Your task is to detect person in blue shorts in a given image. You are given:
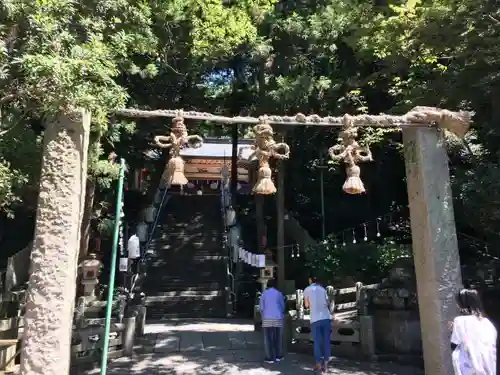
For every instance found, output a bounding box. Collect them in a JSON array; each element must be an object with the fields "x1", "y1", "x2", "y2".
[{"x1": 304, "y1": 276, "x2": 333, "y2": 374}]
